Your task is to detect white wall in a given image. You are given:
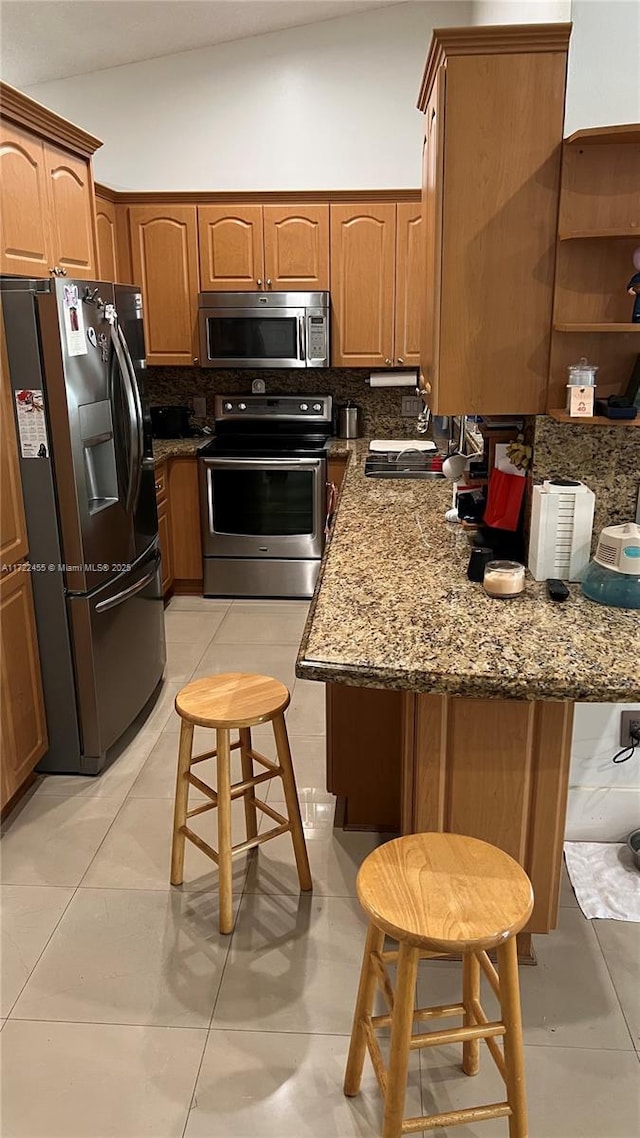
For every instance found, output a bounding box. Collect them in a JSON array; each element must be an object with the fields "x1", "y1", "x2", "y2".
[
  {"x1": 472, "y1": 0, "x2": 571, "y2": 22},
  {"x1": 564, "y1": 0, "x2": 640, "y2": 134},
  {"x1": 26, "y1": 2, "x2": 471, "y2": 191},
  {"x1": 566, "y1": 704, "x2": 640, "y2": 841}
]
